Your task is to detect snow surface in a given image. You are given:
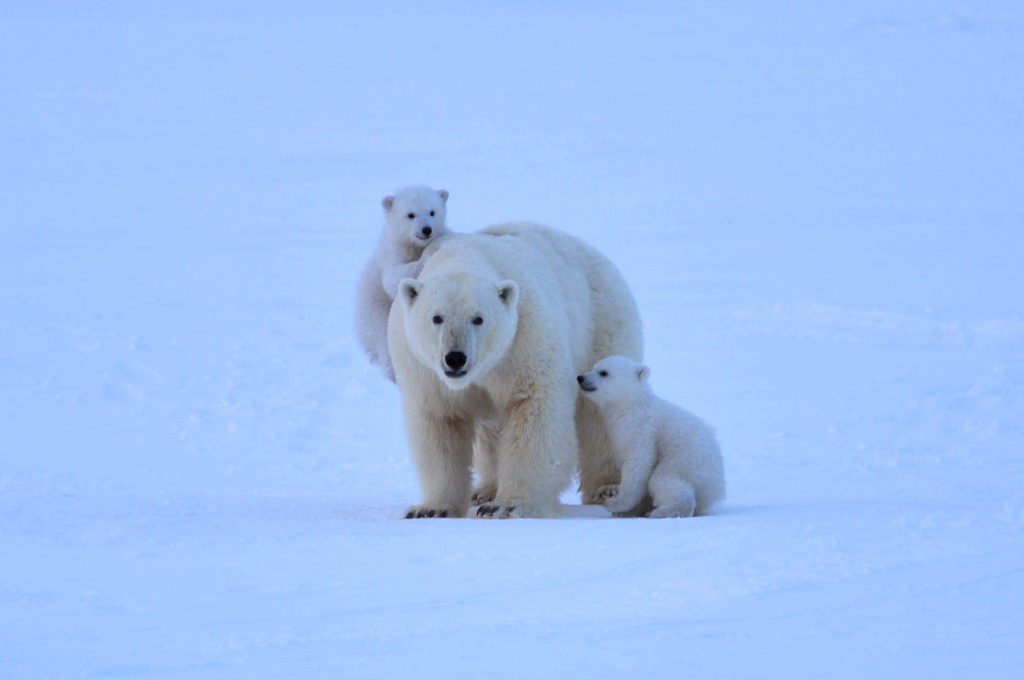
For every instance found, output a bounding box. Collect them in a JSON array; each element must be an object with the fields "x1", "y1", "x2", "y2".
[{"x1": 2, "y1": 2, "x2": 1023, "y2": 678}]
